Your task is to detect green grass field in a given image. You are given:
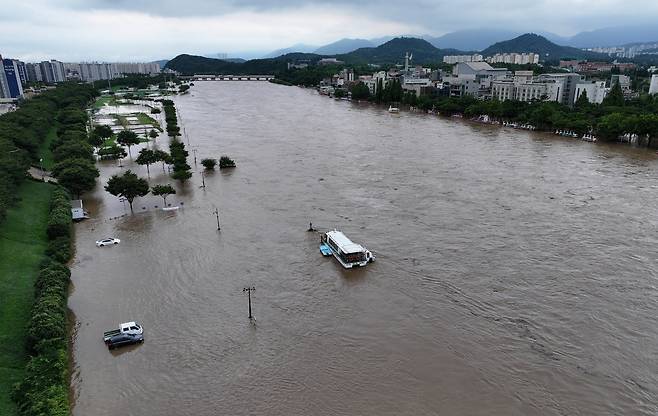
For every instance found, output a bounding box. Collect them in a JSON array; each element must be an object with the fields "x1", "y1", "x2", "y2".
[
  {"x1": 0, "y1": 181, "x2": 54, "y2": 415},
  {"x1": 37, "y1": 126, "x2": 57, "y2": 171},
  {"x1": 135, "y1": 112, "x2": 162, "y2": 131},
  {"x1": 93, "y1": 95, "x2": 117, "y2": 109}
]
